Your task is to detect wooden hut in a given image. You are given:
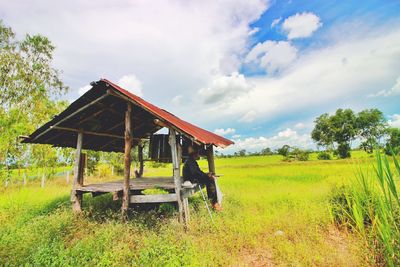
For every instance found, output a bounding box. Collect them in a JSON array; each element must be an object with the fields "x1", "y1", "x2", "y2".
[{"x1": 21, "y1": 79, "x2": 234, "y2": 223}]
